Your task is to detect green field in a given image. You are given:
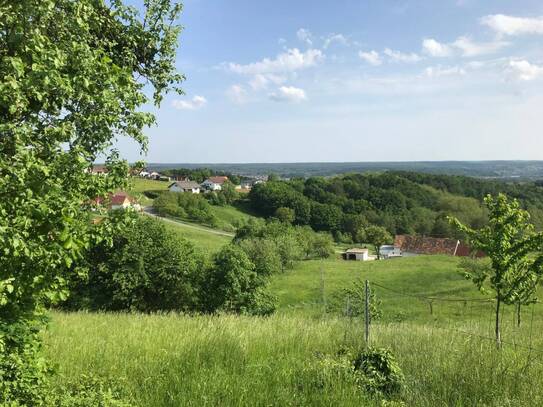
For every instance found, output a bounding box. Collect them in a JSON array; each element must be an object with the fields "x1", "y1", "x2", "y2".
[
  {"x1": 161, "y1": 218, "x2": 232, "y2": 253},
  {"x1": 45, "y1": 253, "x2": 543, "y2": 406}
]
